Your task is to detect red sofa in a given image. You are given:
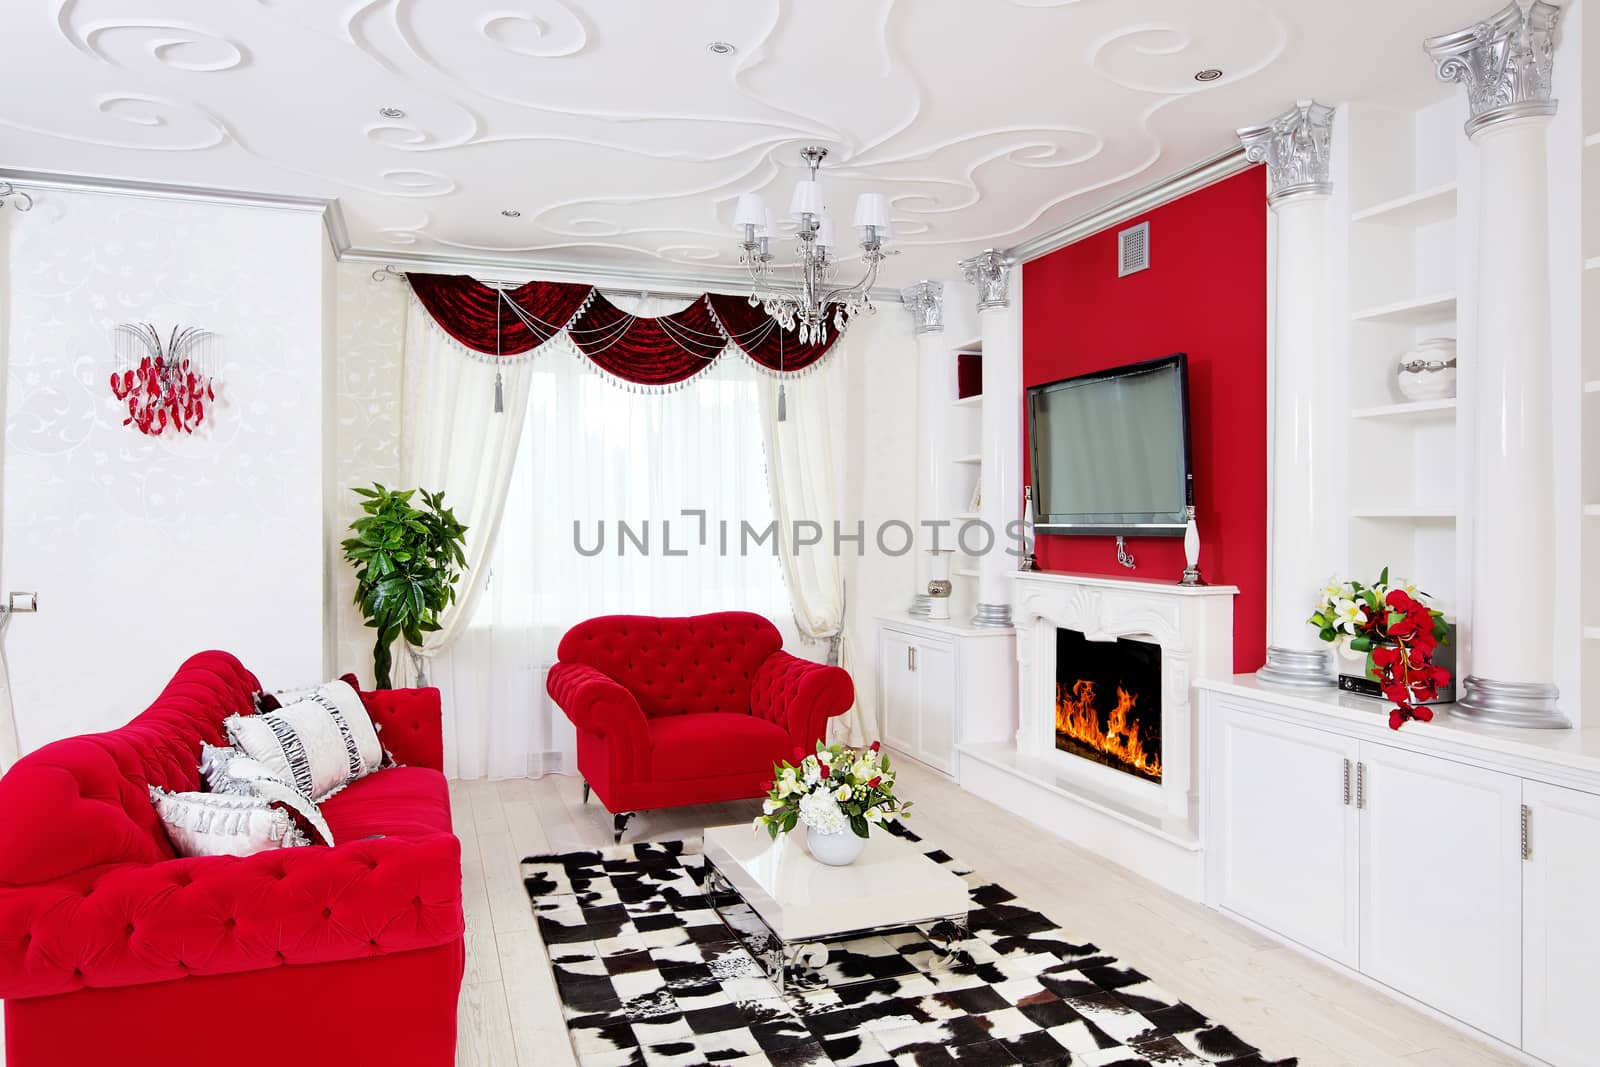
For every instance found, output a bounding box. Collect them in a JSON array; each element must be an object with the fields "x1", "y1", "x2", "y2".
[
  {"x1": 546, "y1": 611, "x2": 854, "y2": 840},
  {"x1": 0, "y1": 651, "x2": 464, "y2": 1067}
]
